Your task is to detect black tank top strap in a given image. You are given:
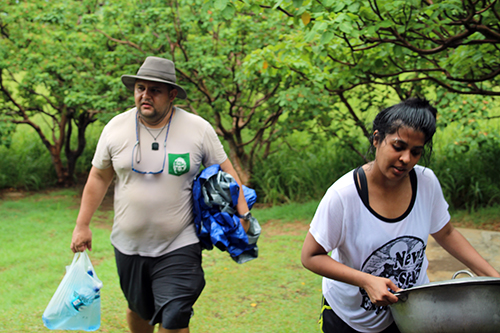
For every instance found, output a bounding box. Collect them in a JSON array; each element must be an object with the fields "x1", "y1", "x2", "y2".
[
  {"x1": 354, "y1": 166, "x2": 369, "y2": 207},
  {"x1": 354, "y1": 166, "x2": 417, "y2": 223}
]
